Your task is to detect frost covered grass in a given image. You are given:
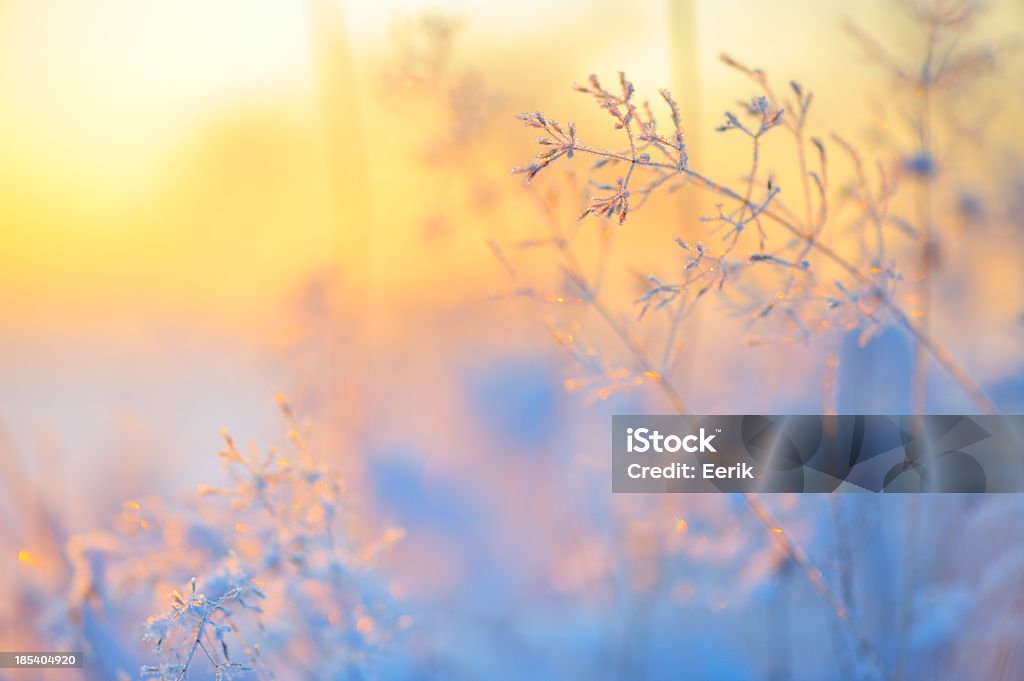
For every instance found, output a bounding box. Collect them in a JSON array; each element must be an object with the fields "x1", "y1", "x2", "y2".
[
  {"x1": 2, "y1": 2, "x2": 1022, "y2": 680},
  {"x1": 52, "y1": 397, "x2": 409, "y2": 680},
  {"x1": 508, "y1": 50, "x2": 997, "y2": 413}
]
